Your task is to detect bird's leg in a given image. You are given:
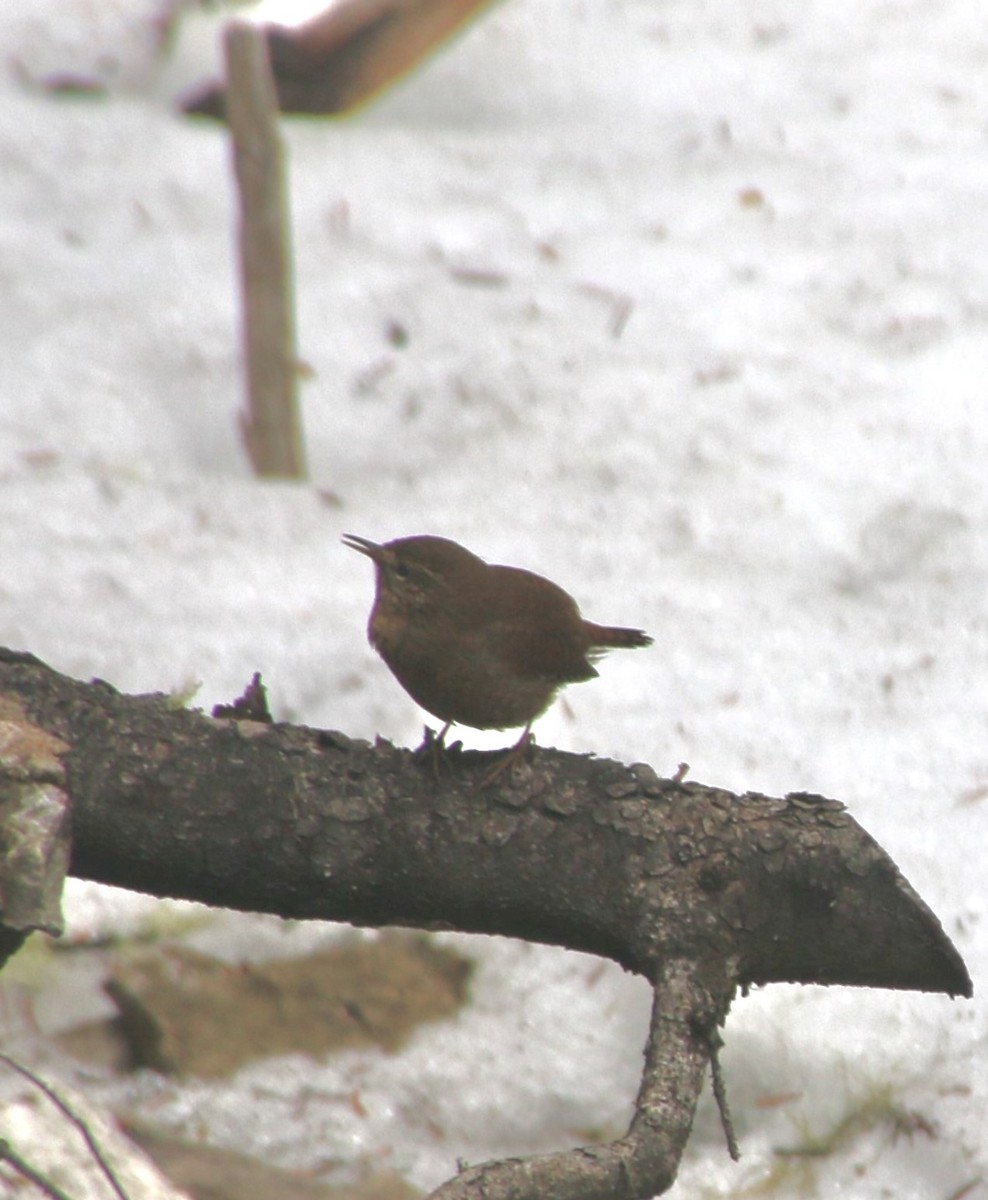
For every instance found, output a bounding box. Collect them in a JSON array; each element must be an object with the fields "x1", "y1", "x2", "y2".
[
  {"x1": 414, "y1": 721, "x2": 453, "y2": 777},
  {"x1": 478, "y1": 724, "x2": 534, "y2": 789},
  {"x1": 415, "y1": 721, "x2": 451, "y2": 754}
]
